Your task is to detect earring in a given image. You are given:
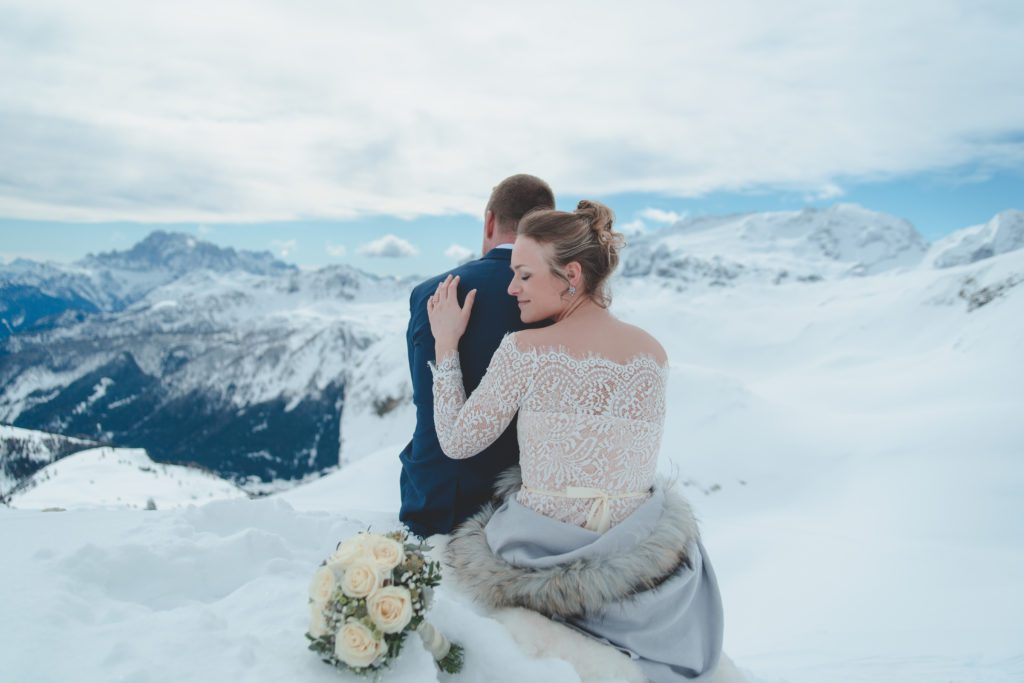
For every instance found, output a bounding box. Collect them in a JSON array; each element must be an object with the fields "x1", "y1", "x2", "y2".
[{"x1": 568, "y1": 285, "x2": 577, "y2": 296}]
